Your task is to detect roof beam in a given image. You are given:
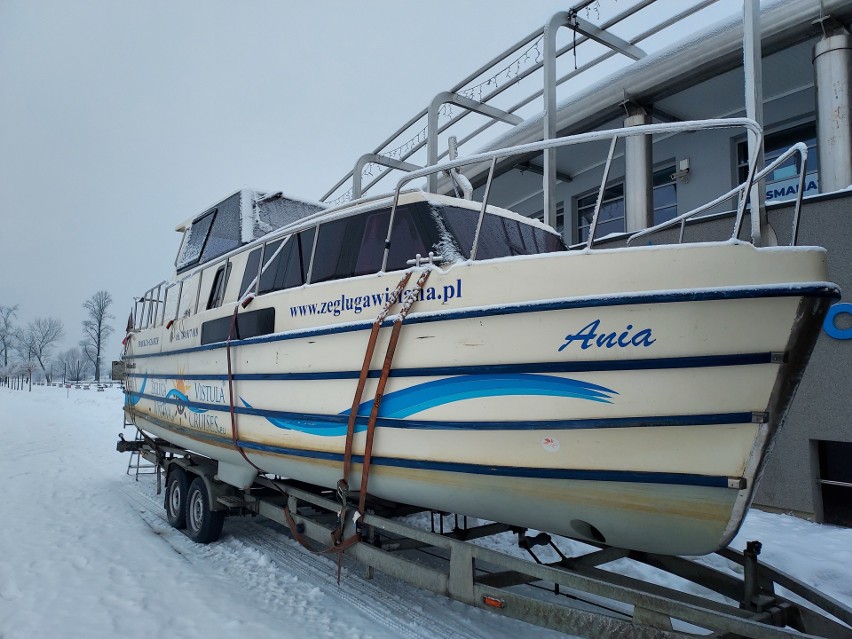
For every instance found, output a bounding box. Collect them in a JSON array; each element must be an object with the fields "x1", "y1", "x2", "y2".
[
  {"x1": 570, "y1": 13, "x2": 647, "y2": 61},
  {"x1": 514, "y1": 160, "x2": 573, "y2": 183}
]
